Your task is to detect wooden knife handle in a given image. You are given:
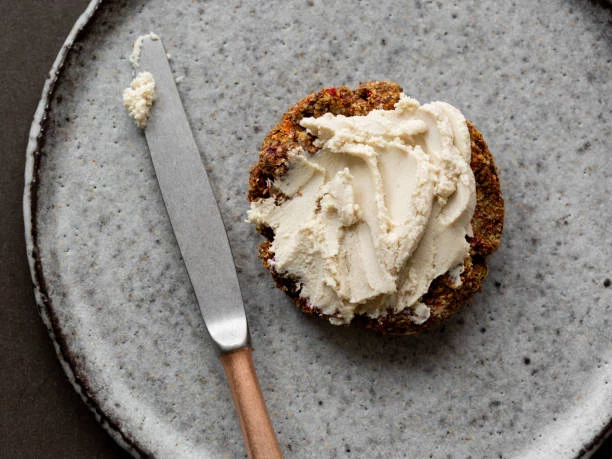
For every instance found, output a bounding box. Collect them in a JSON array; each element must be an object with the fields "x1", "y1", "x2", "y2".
[{"x1": 220, "y1": 347, "x2": 283, "y2": 459}]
